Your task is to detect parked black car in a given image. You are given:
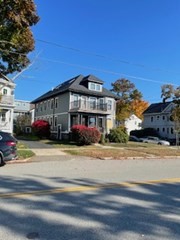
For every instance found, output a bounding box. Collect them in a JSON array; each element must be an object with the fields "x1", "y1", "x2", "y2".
[{"x1": 0, "y1": 131, "x2": 18, "y2": 166}]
